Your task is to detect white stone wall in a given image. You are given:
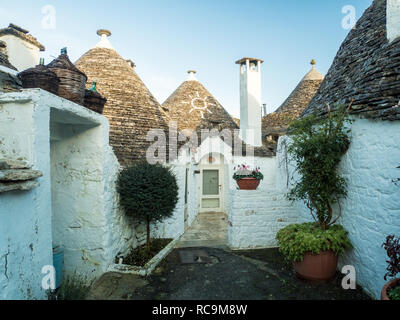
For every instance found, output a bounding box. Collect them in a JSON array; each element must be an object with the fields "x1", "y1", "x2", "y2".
[
  {"x1": 187, "y1": 164, "x2": 200, "y2": 227},
  {"x1": 151, "y1": 163, "x2": 187, "y2": 239},
  {"x1": 277, "y1": 118, "x2": 400, "y2": 299},
  {"x1": 0, "y1": 89, "x2": 139, "y2": 298},
  {"x1": 387, "y1": 0, "x2": 400, "y2": 43},
  {"x1": 0, "y1": 35, "x2": 40, "y2": 71},
  {"x1": 50, "y1": 117, "x2": 136, "y2": 280},
  {"x1": 0, "y1": 93, "x2": 52, "y2": 300},
  {"x1": 228, "y1": 156, "x2": 299, "y2": 249}
]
